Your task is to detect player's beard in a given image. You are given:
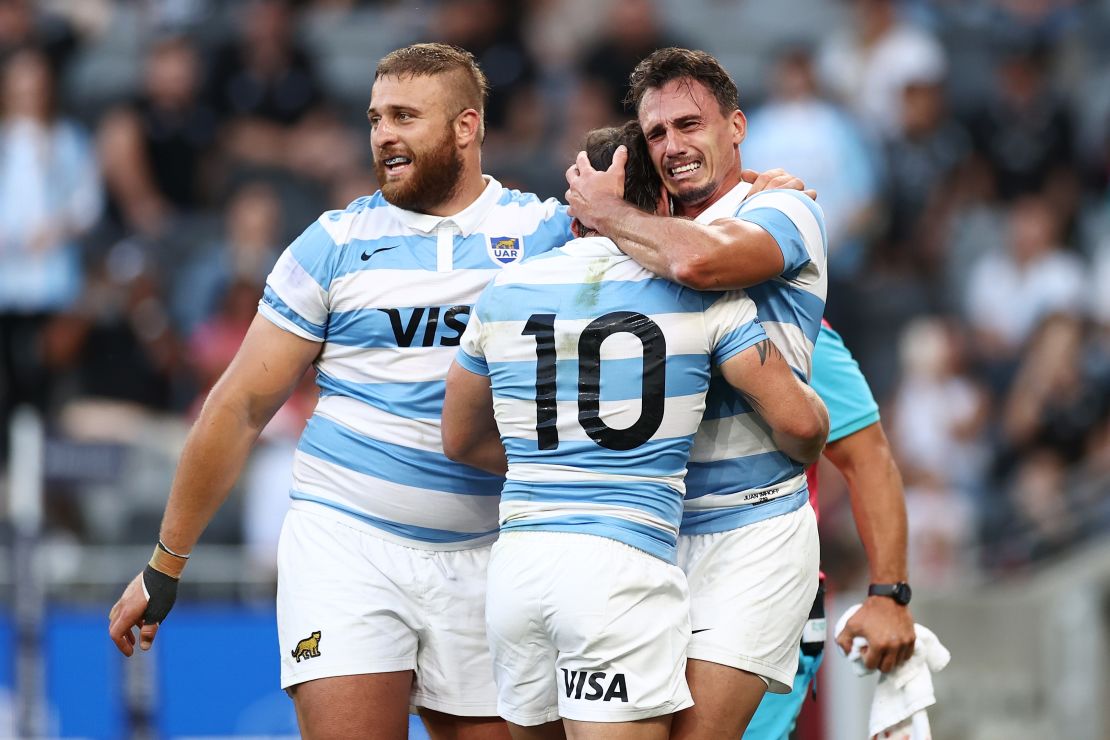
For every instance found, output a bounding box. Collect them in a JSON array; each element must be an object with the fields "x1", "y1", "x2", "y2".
[
  {"x1": 376, "y1": 125, "x2": 464, "y2": 213},
  {"x1": 669, "y1": 179, "x2": 718, "y2": 207}
]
